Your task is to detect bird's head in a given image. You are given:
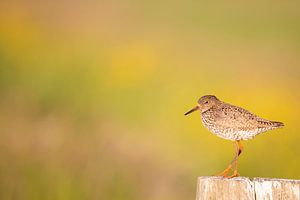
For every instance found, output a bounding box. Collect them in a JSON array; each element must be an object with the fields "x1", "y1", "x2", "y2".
[{"x1": 184, "y1": 95, "x2": 220, "y2": 115}]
